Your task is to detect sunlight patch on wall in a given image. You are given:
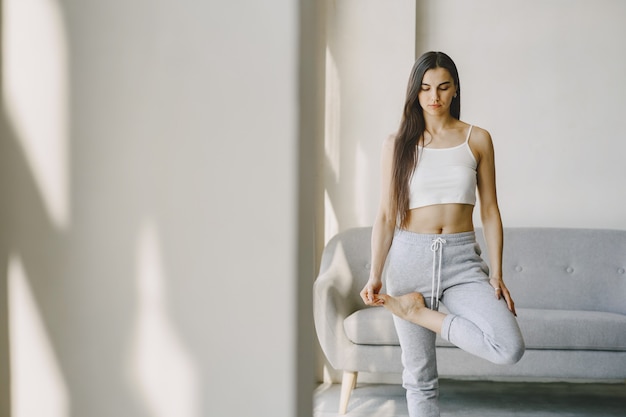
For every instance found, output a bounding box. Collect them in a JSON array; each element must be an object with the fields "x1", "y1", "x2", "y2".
[
  {"x1": 324, "y1": 190, "x2": 339, "y2": 245},
  {"x1": 8, "y1": 253, "x2": 69, "y2": 417},
  {"x1": 324, "y1": 46, "x2": 341, "y2": 183},
  {"x1": 2, "y1": 0, "x2": 70, "y2": 229},
  {"x1": 127, "y1": 219, "x2": 199, "y2": 417}
]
